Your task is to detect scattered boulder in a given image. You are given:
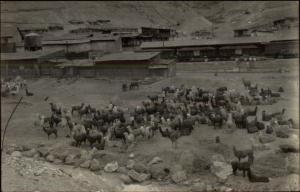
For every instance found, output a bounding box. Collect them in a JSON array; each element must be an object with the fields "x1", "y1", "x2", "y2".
[
  {"x1": 210, "y1": 161, "x2": 232, "y2": 180},
  {"x1": 128, "y1": 170, "x2": 151, "y2": 183},
  {"x1": 22, "y1": 148, "x2": 38, "y2": 158},
  {"x1": 126, "y1": 159, "x2": 135, "y2": 169},
  {"x1": 53, "y1": 159, "x2": 63, "y2": 165},
  {"x1": 148, "y1": 156, "x2": 163, "y2": 166},
  {"x1": 11, "y1": 151, "x2": 22, "y2": 158},
  {"x1": 247, "y1": 126, "x2": 258, "y2": 134},
  {"x1": 280, "y1": 144, "x2": 299, "y2": 153},
  {"x1": 36, "y1": 146, "x2": 53, "y2": 157},
  {"x1": 104, "y1": 161, "x2": 119, "y2": 173},
  {"x1": 171, "y1": 170, "x2": 187, "y2": 184},
  {"x1": 276, "y1": 130, "x2": 289, "y2": 138},
  {"x1": 259, "y1": 135, "x2": 275, "y2": 144},
  {"x1": 90, "y1": 159, "x2": 101, "y2": 171},
  {"x1": 46, "y1": 154, "x2": 55, "y2": 162},
  {"x1": 65, "y1": 153, "x2": 81, "y2": 165},
  {"x1": 149, "y1": 163, "x2": 170, "y2": 180},
  {"x1": 80, "y1": 160, "x2": 91, "y2": 169},
  {"x1": 266, "y1": 126, "x2": 274, "y2": 134},
  {"x1": 50, "y1": 147, "x2": 82, "y2": 161},
  {"x1": 120, "y1": 174, "x2": 133, "y2": 185},
  {"x1": 133, "y1": 162, "x2": 149, "y2": 173}
]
